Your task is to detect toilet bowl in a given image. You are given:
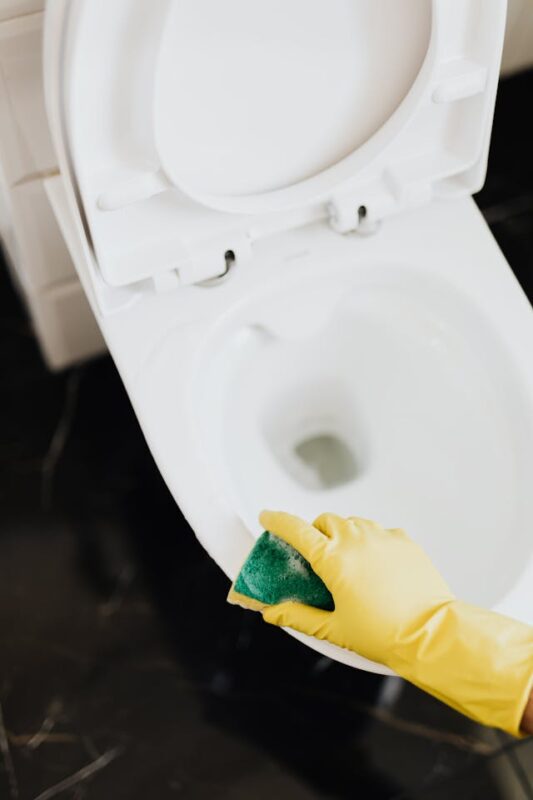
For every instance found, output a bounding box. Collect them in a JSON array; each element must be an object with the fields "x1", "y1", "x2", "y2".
[{"x1": 40, "y1": 0, "x2": 532, "y2": 673}]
